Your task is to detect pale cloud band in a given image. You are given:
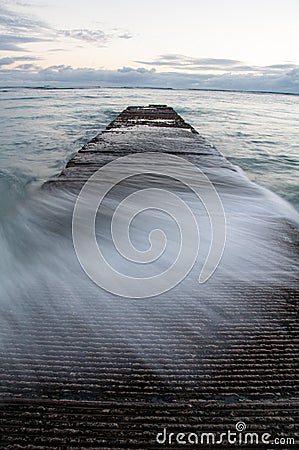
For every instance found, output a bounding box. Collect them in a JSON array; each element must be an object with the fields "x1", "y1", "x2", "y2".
[{"x1": 1, "y1": 63, "x2": 298, "y2": 93}]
